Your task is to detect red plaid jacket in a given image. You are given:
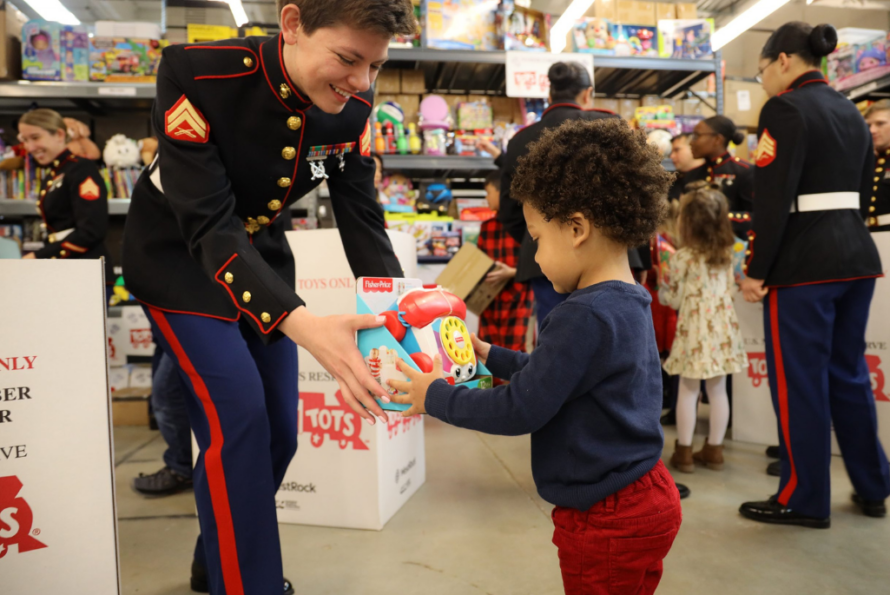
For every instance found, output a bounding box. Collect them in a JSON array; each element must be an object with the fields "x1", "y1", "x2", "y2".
[{"x1": 477, "y1": 218, "x2": 533, "y2": 352}]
